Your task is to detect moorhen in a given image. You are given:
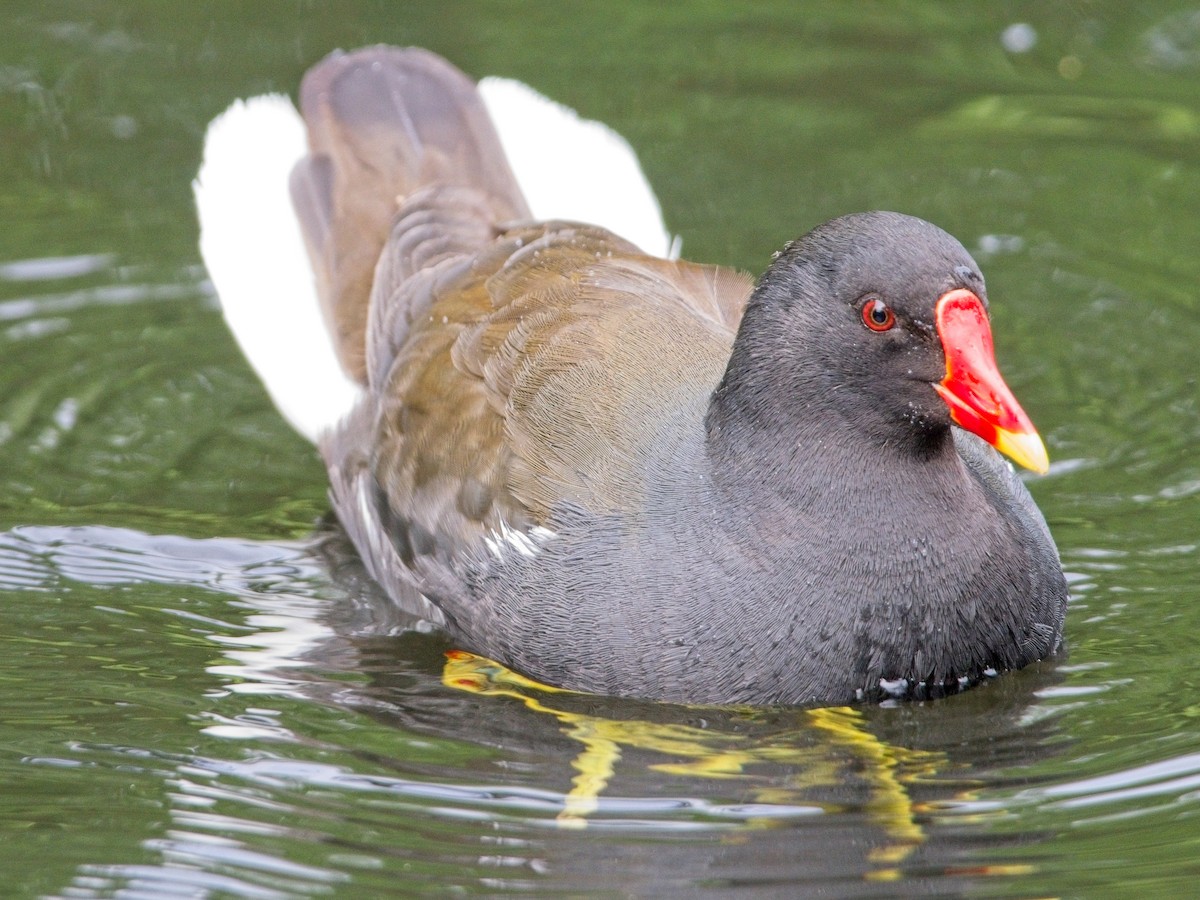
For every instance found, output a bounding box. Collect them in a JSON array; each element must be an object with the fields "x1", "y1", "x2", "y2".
[{"x1": 198, "y1": 46, "x2": 1068, "y2": 705}]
